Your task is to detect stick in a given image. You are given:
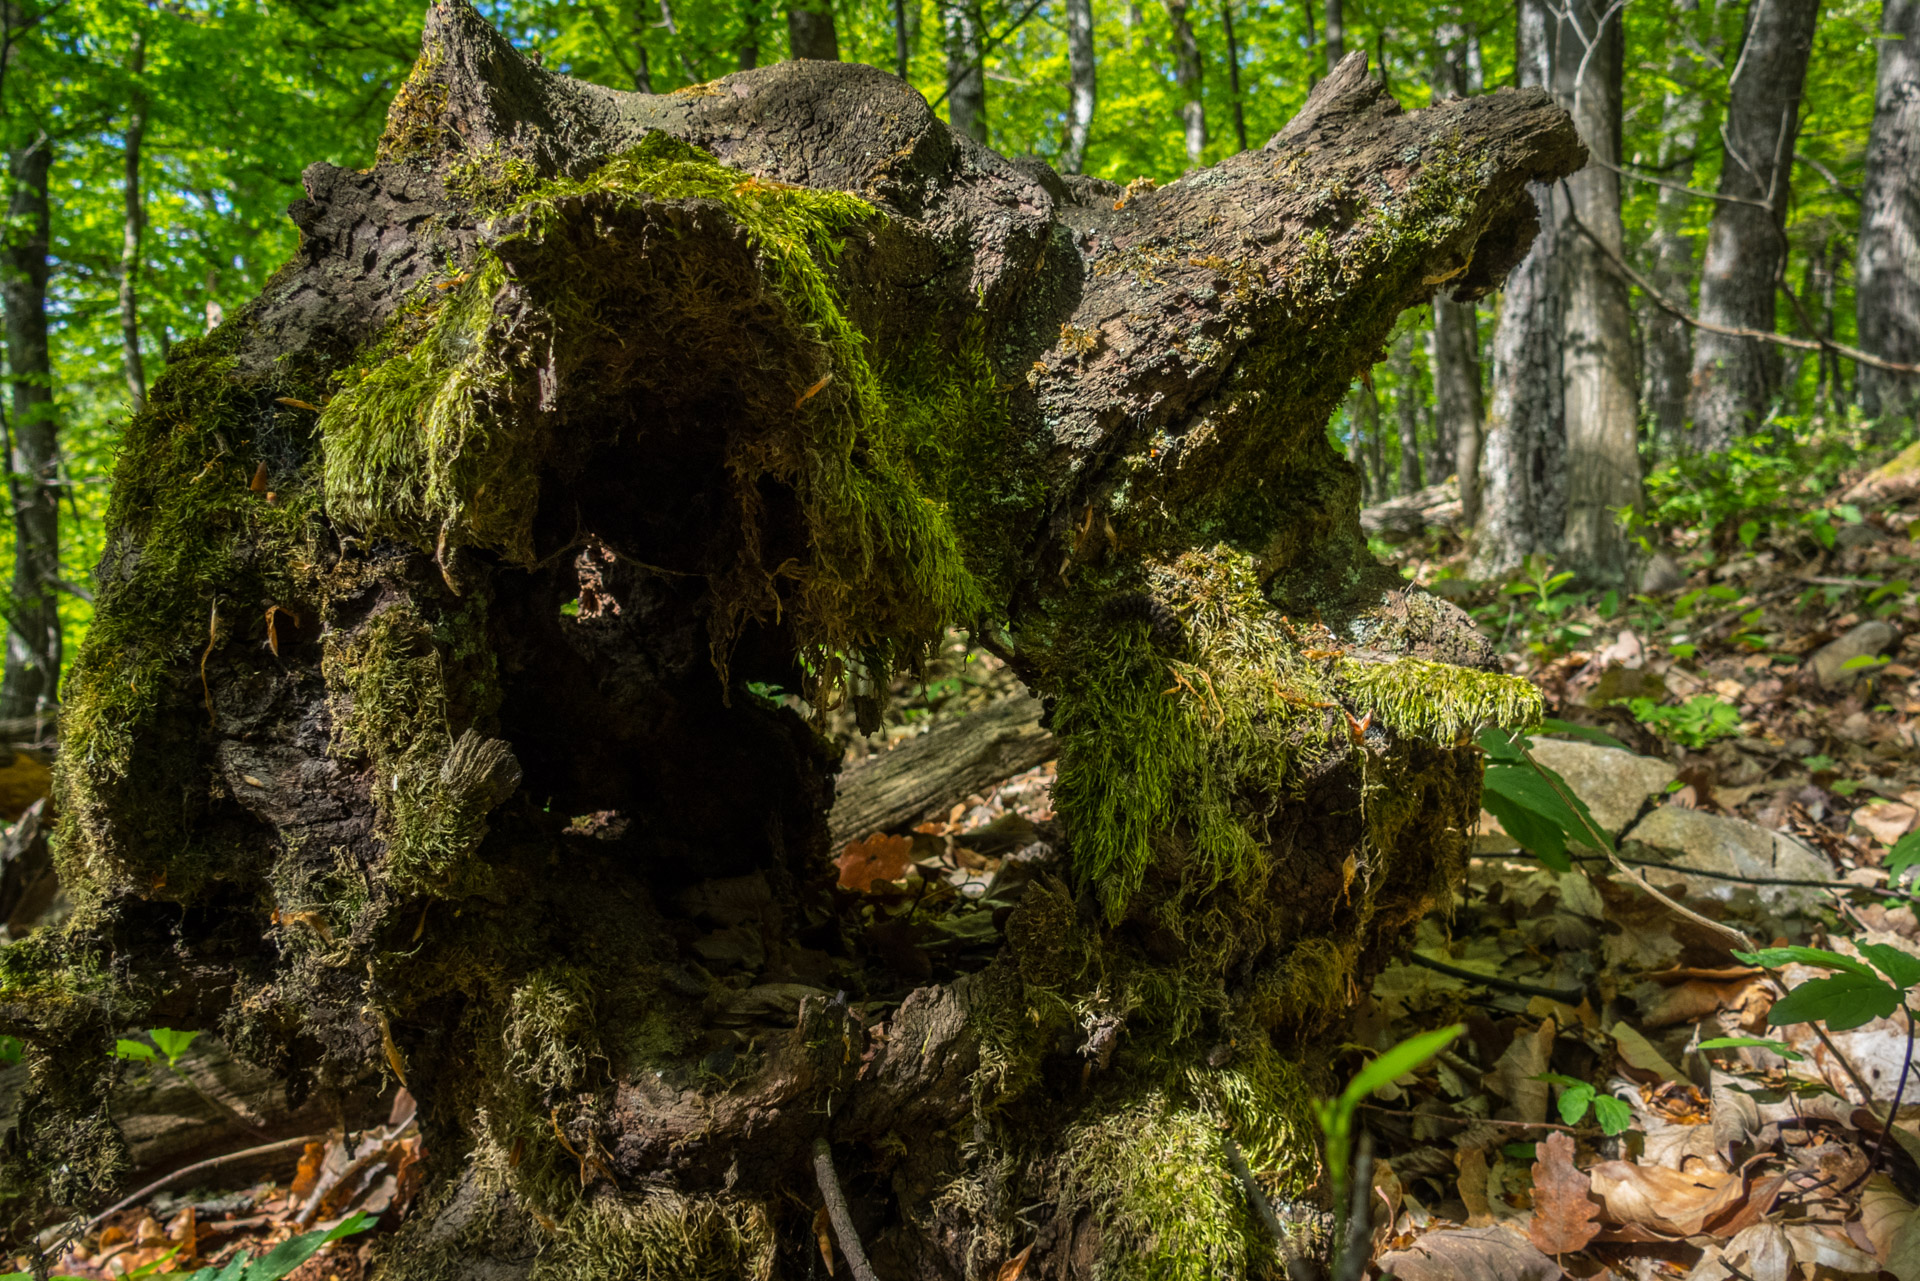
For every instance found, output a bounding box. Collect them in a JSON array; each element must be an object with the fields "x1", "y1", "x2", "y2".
[
  {"x1": 84, "y1": 1133, "x2": 322, "y2": 1231},
  {"x1": 811, "y1": 1137, "x2": 879, "y2": 1281},
  {"x1": 1868, "y1": 1008, "x2": 1916, "y2": 1174},
  {"x1": 1405, "y1": 951, "x2": 1585, "y2": 1004},
  {"x1": 1222, "y1": 1132, "x2": 1321, "y2": 1281}
]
